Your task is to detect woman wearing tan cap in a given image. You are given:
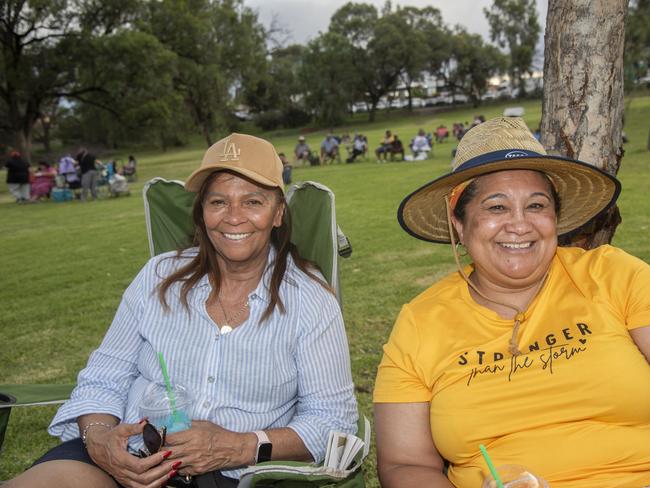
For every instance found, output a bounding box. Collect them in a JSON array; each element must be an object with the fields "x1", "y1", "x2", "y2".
[
  {"x1": 9, "y1": 134, "x2": 357, "y2": 488},
  {"x1": 373, "y1": 117, "x2": 650, "y2": 487}
]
